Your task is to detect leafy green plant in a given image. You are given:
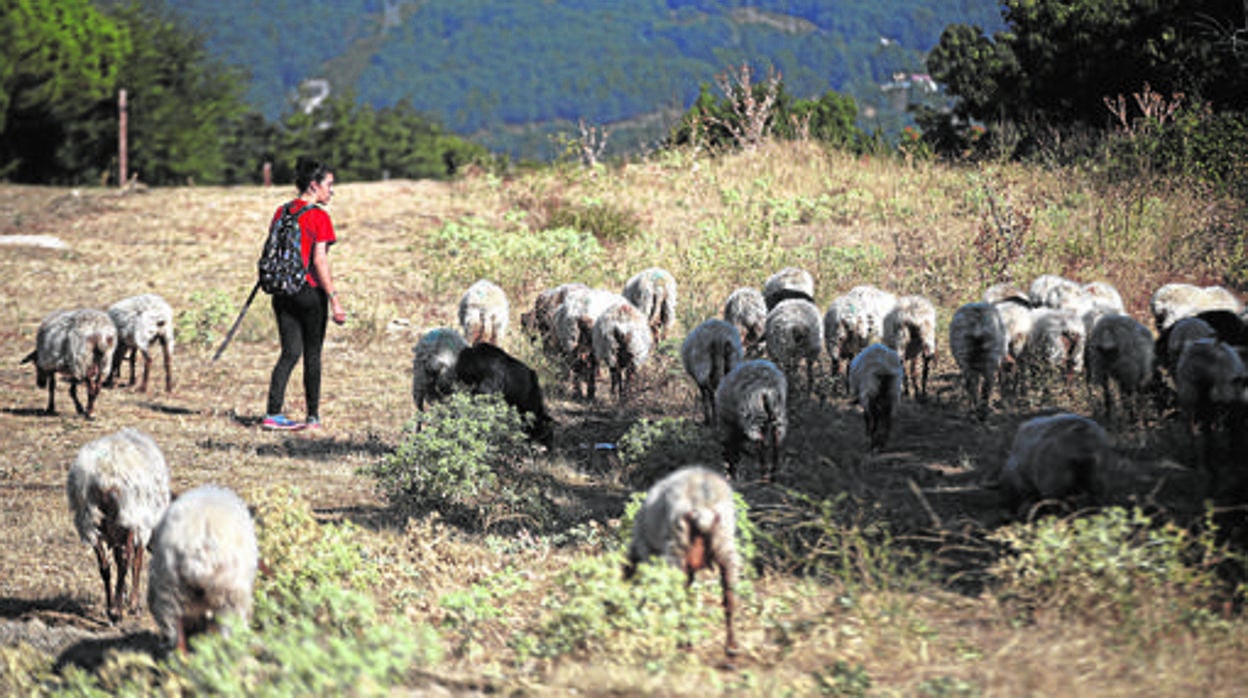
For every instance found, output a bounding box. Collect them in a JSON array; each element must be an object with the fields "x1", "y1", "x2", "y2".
[
  {"x1": 175, "y1": 288, "x2": 237, "y2": 348},
  {"x1": 615, "y1": 416, "x2": 720, "y2": 487},
  {"x1": 989, "y1": 507, "x2": 1240, "y2": 631},
  {"x1": 423, "y1": 217, "x2": 605, "y2": 293},
  {"x1": 812, "y1": 660, "x2": 873, "y2": 697},
  {"x1": 516, "y1": 553, "x2": 719, "y2": 665},
  {"x1": 543, "y1": 197, "x2": 642, "y2": 245},
  {"x1": 364, "y1": 392, "x2": 553, "y2": 531}
]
